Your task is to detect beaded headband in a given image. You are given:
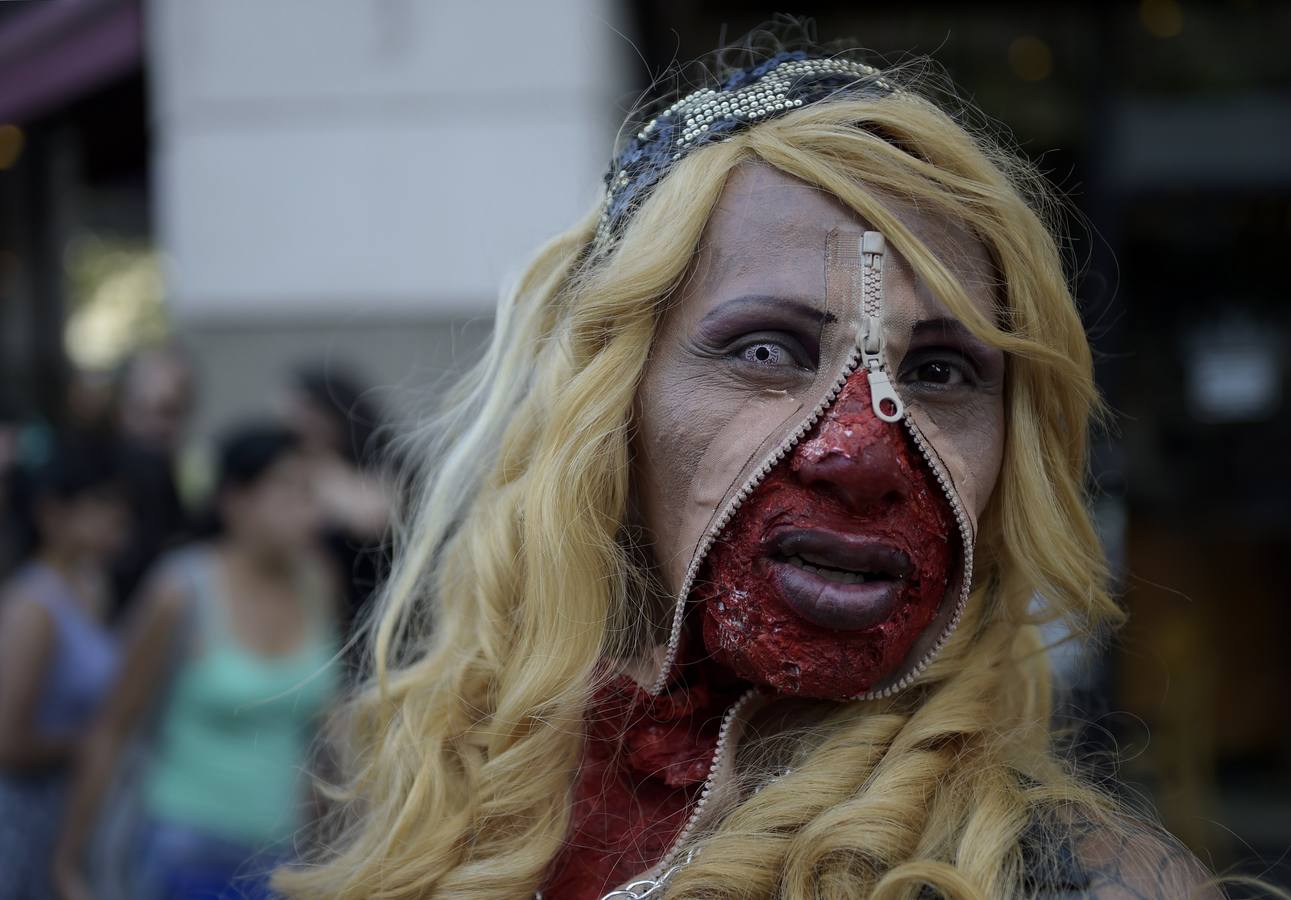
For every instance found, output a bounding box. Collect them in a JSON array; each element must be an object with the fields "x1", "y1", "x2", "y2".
[{"x1": 592, "y1": 50, "x2": 896, "y2": 252}]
